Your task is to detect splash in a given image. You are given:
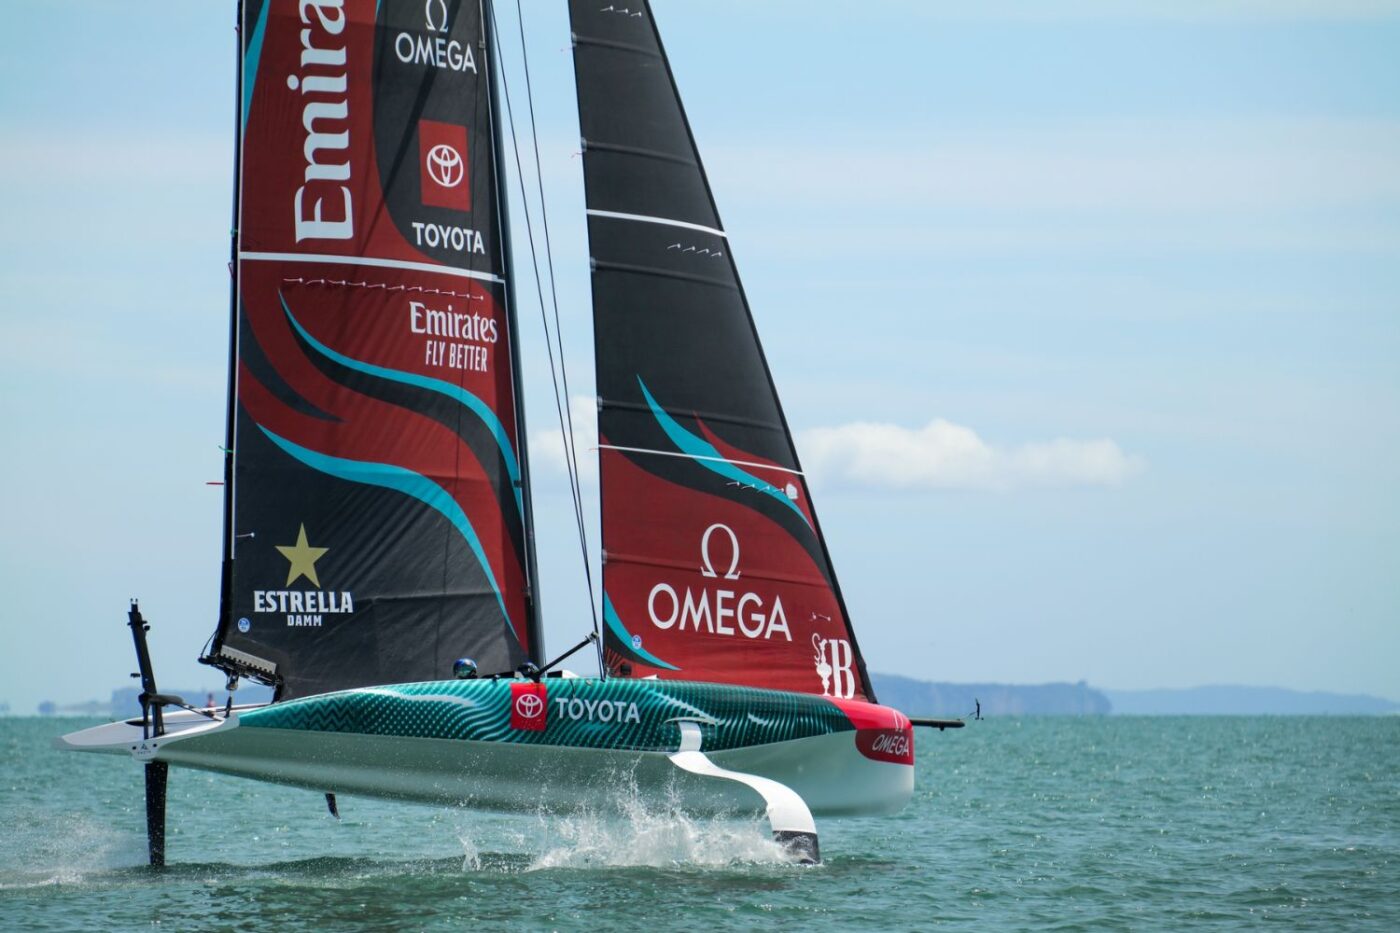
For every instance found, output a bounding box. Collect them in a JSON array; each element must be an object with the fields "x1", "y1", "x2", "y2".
[
  {"x1": 0, "y1": 807, "x2": 143, "y2": 889},
  {"x1": 451, "y1": 778, "x2": 794, "y2": 871},
  {"x1": 525, "y1": 804, "x2": 788, "y2": 870}
]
